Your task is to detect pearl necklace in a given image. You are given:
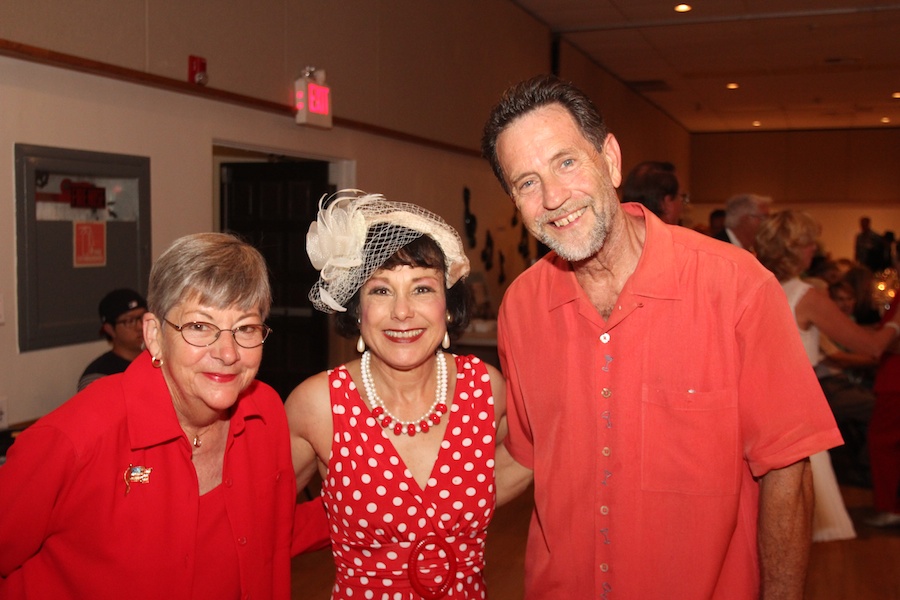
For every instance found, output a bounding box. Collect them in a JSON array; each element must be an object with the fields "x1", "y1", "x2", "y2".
[{"x1": 361, "y1": 350, "x2": 448, "y2": 437}]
